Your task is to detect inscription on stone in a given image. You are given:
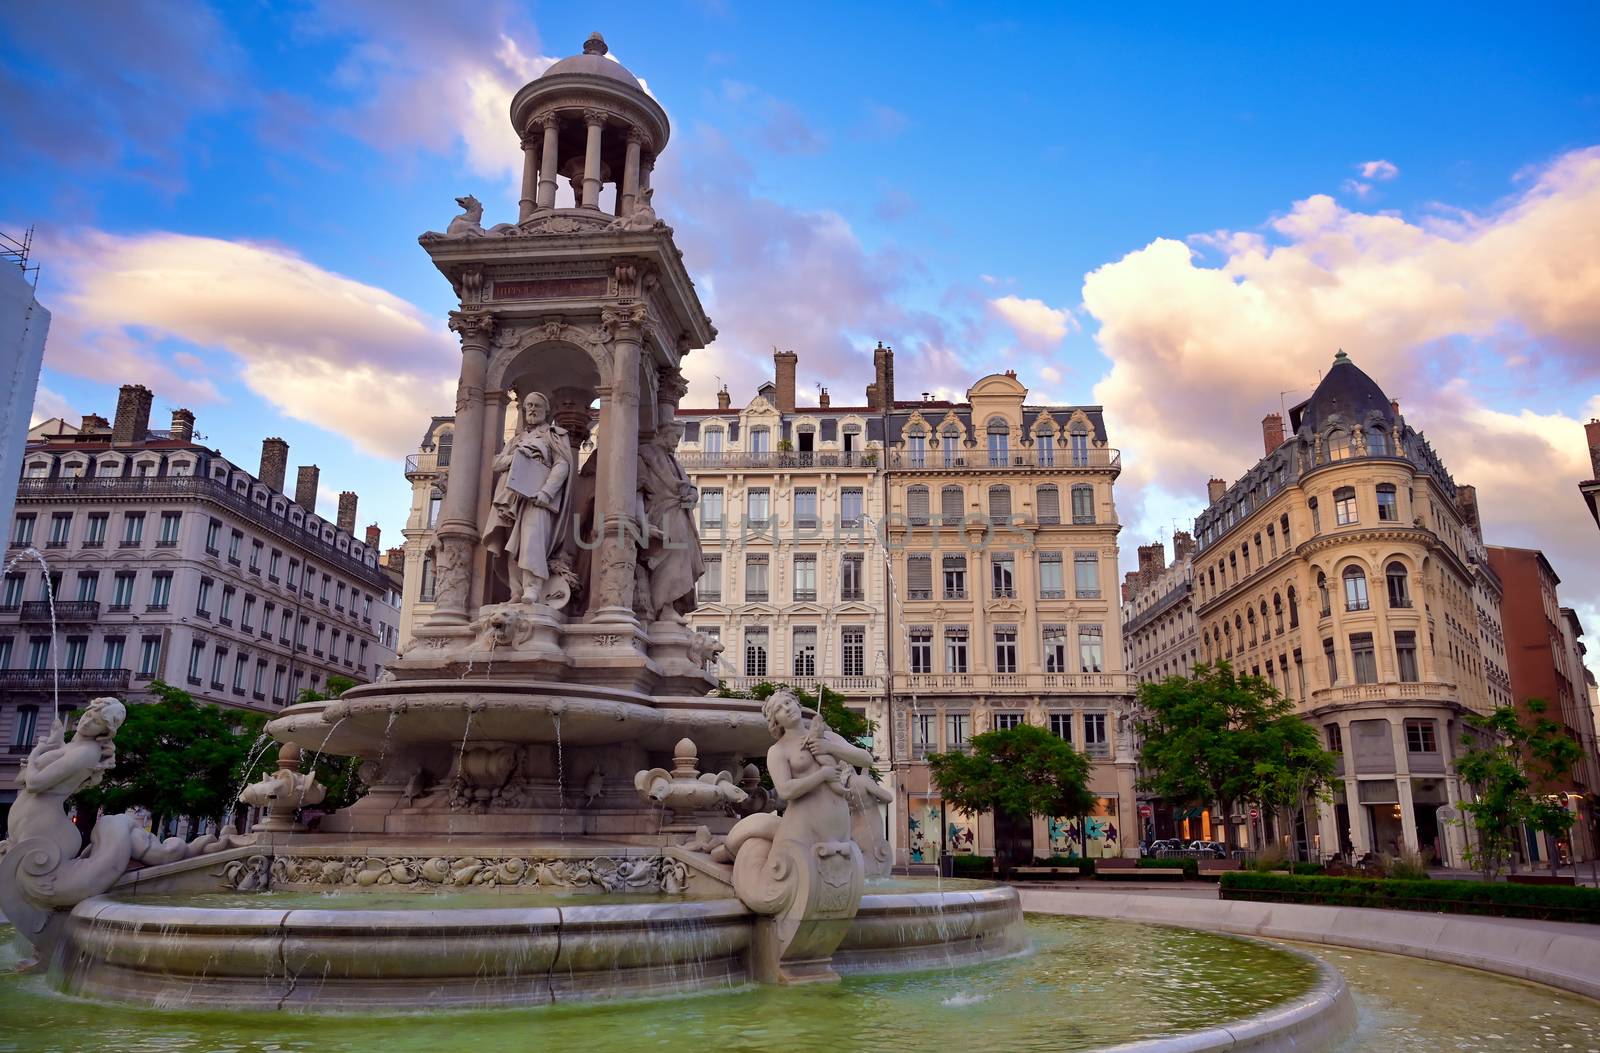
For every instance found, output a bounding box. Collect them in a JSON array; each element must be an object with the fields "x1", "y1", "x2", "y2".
[{"x1": 492, "y1": 276, "x2": 609, "y2": 300}]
